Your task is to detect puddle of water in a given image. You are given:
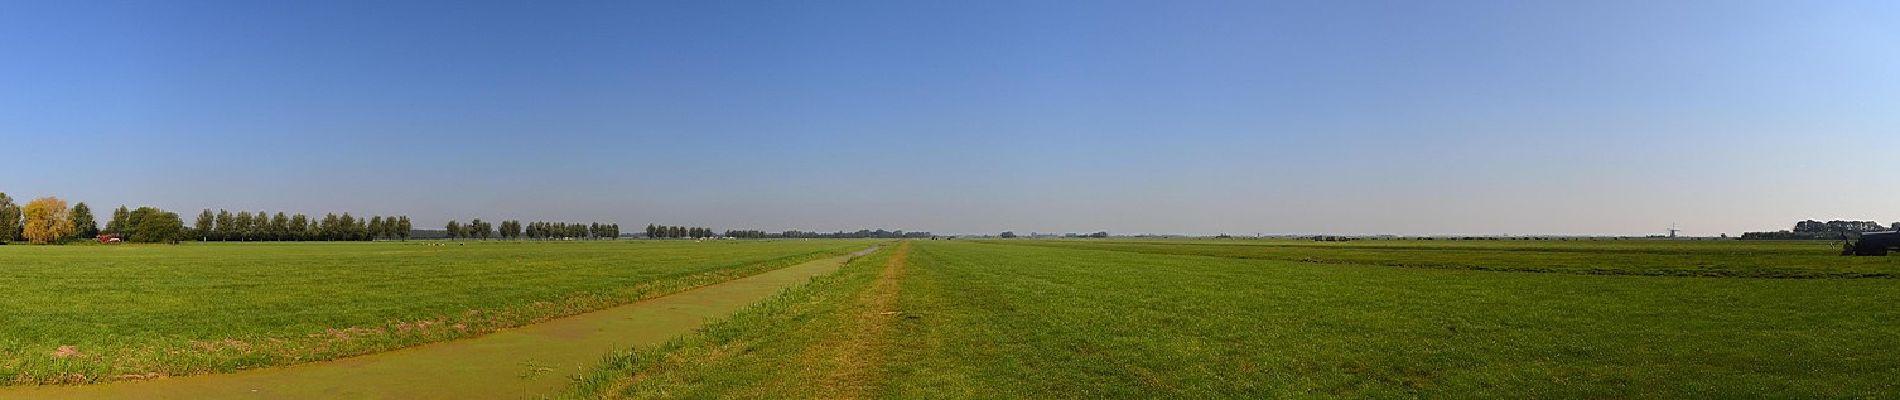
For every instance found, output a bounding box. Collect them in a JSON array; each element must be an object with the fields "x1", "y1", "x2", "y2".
[{"x1": 5, "y1": 251, "x2": 868, "y2": 400}]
